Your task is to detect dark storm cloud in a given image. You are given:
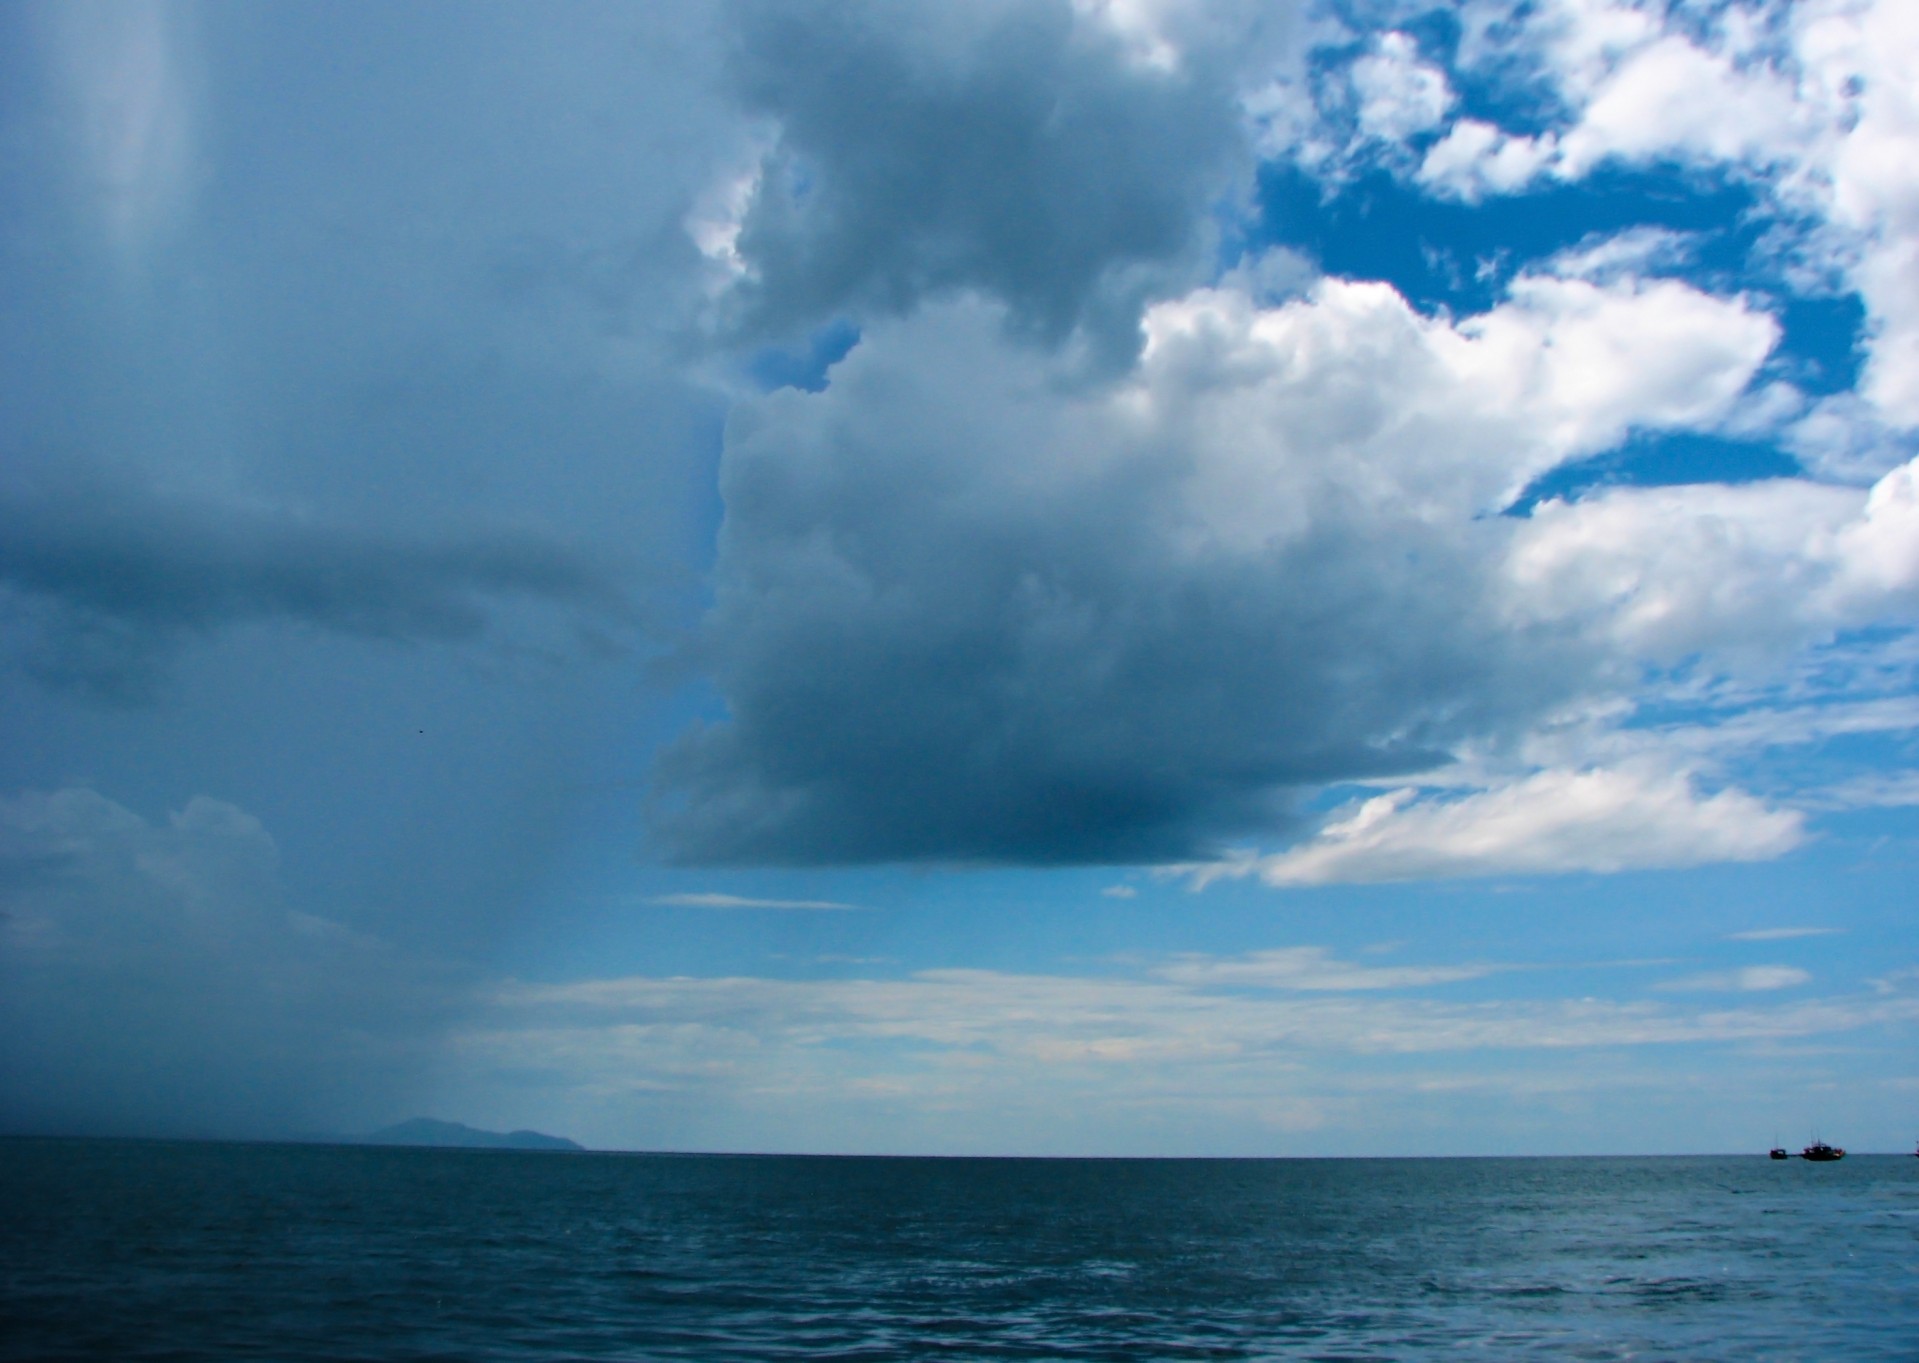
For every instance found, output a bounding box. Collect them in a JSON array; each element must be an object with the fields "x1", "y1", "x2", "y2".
[
  {"x1": 649, "y1": 301, "x2": 1583, "y2": 866},
  {"x1": 0, "y1": 482, "x2": 635, "y2": 704},
  {"x1": 717, "y1": 0, "x2": 1247, "y2": 359}
]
